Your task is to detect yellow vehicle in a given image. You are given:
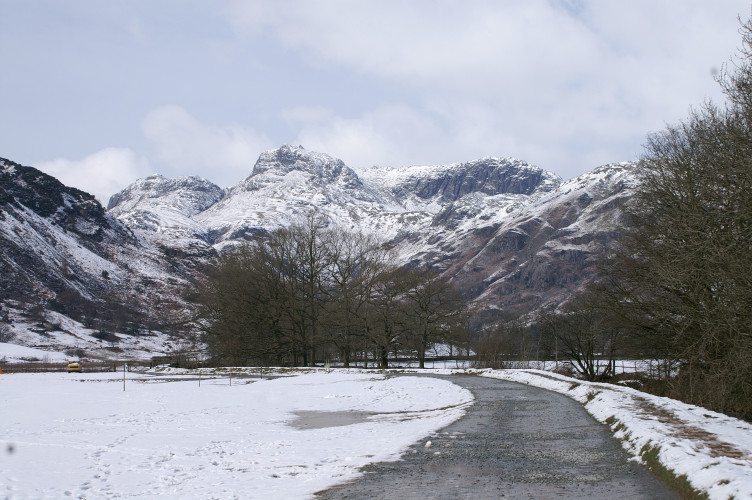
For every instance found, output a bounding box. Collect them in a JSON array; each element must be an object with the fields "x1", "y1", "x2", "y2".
[{"x1": 67, "y1": 358, "x2": 82, "y2": 373}]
